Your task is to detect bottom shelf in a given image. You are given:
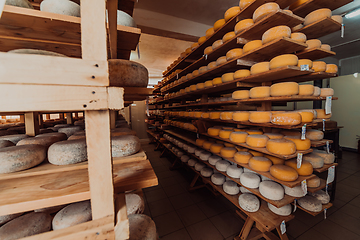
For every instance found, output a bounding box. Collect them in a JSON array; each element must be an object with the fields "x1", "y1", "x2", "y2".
[{"x1": 296, "y1": 202, "x2": 333, "y2": 216}]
